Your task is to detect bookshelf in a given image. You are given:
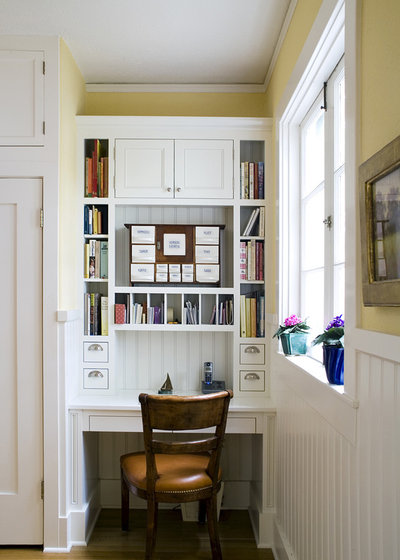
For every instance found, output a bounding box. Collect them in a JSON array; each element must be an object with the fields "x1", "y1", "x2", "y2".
[{"x1": 77, "y1": 117, "x2": 271, "y2": 398}]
